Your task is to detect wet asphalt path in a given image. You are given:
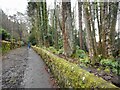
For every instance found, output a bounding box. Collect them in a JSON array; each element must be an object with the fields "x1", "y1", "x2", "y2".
[{"x1": 2, "y1": 47, "x2": 53, "y2": 88}]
